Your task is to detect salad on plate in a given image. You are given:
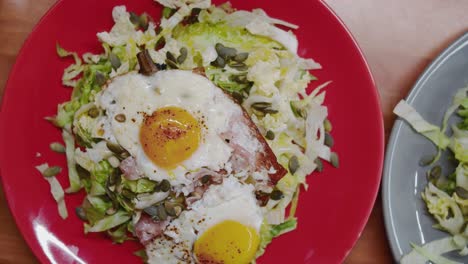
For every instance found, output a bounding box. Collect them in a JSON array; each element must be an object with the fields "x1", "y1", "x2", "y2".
[
  {"x1": 36, "y1": 0, "x2": 337, "y2": 263},
  {"x1": 395, "y1": 85, "x2": 468, "y2": 264}
]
